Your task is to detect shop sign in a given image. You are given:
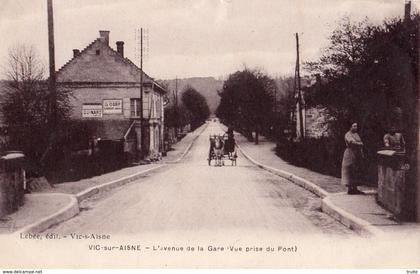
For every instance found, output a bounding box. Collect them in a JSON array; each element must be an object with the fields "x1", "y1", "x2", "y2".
[
  {"x1": 82, "y1": 104, "x2": 102, "y2": 118},
  {"x1": 103, "y1": 99, "x2": 123, "y2": 114}
]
